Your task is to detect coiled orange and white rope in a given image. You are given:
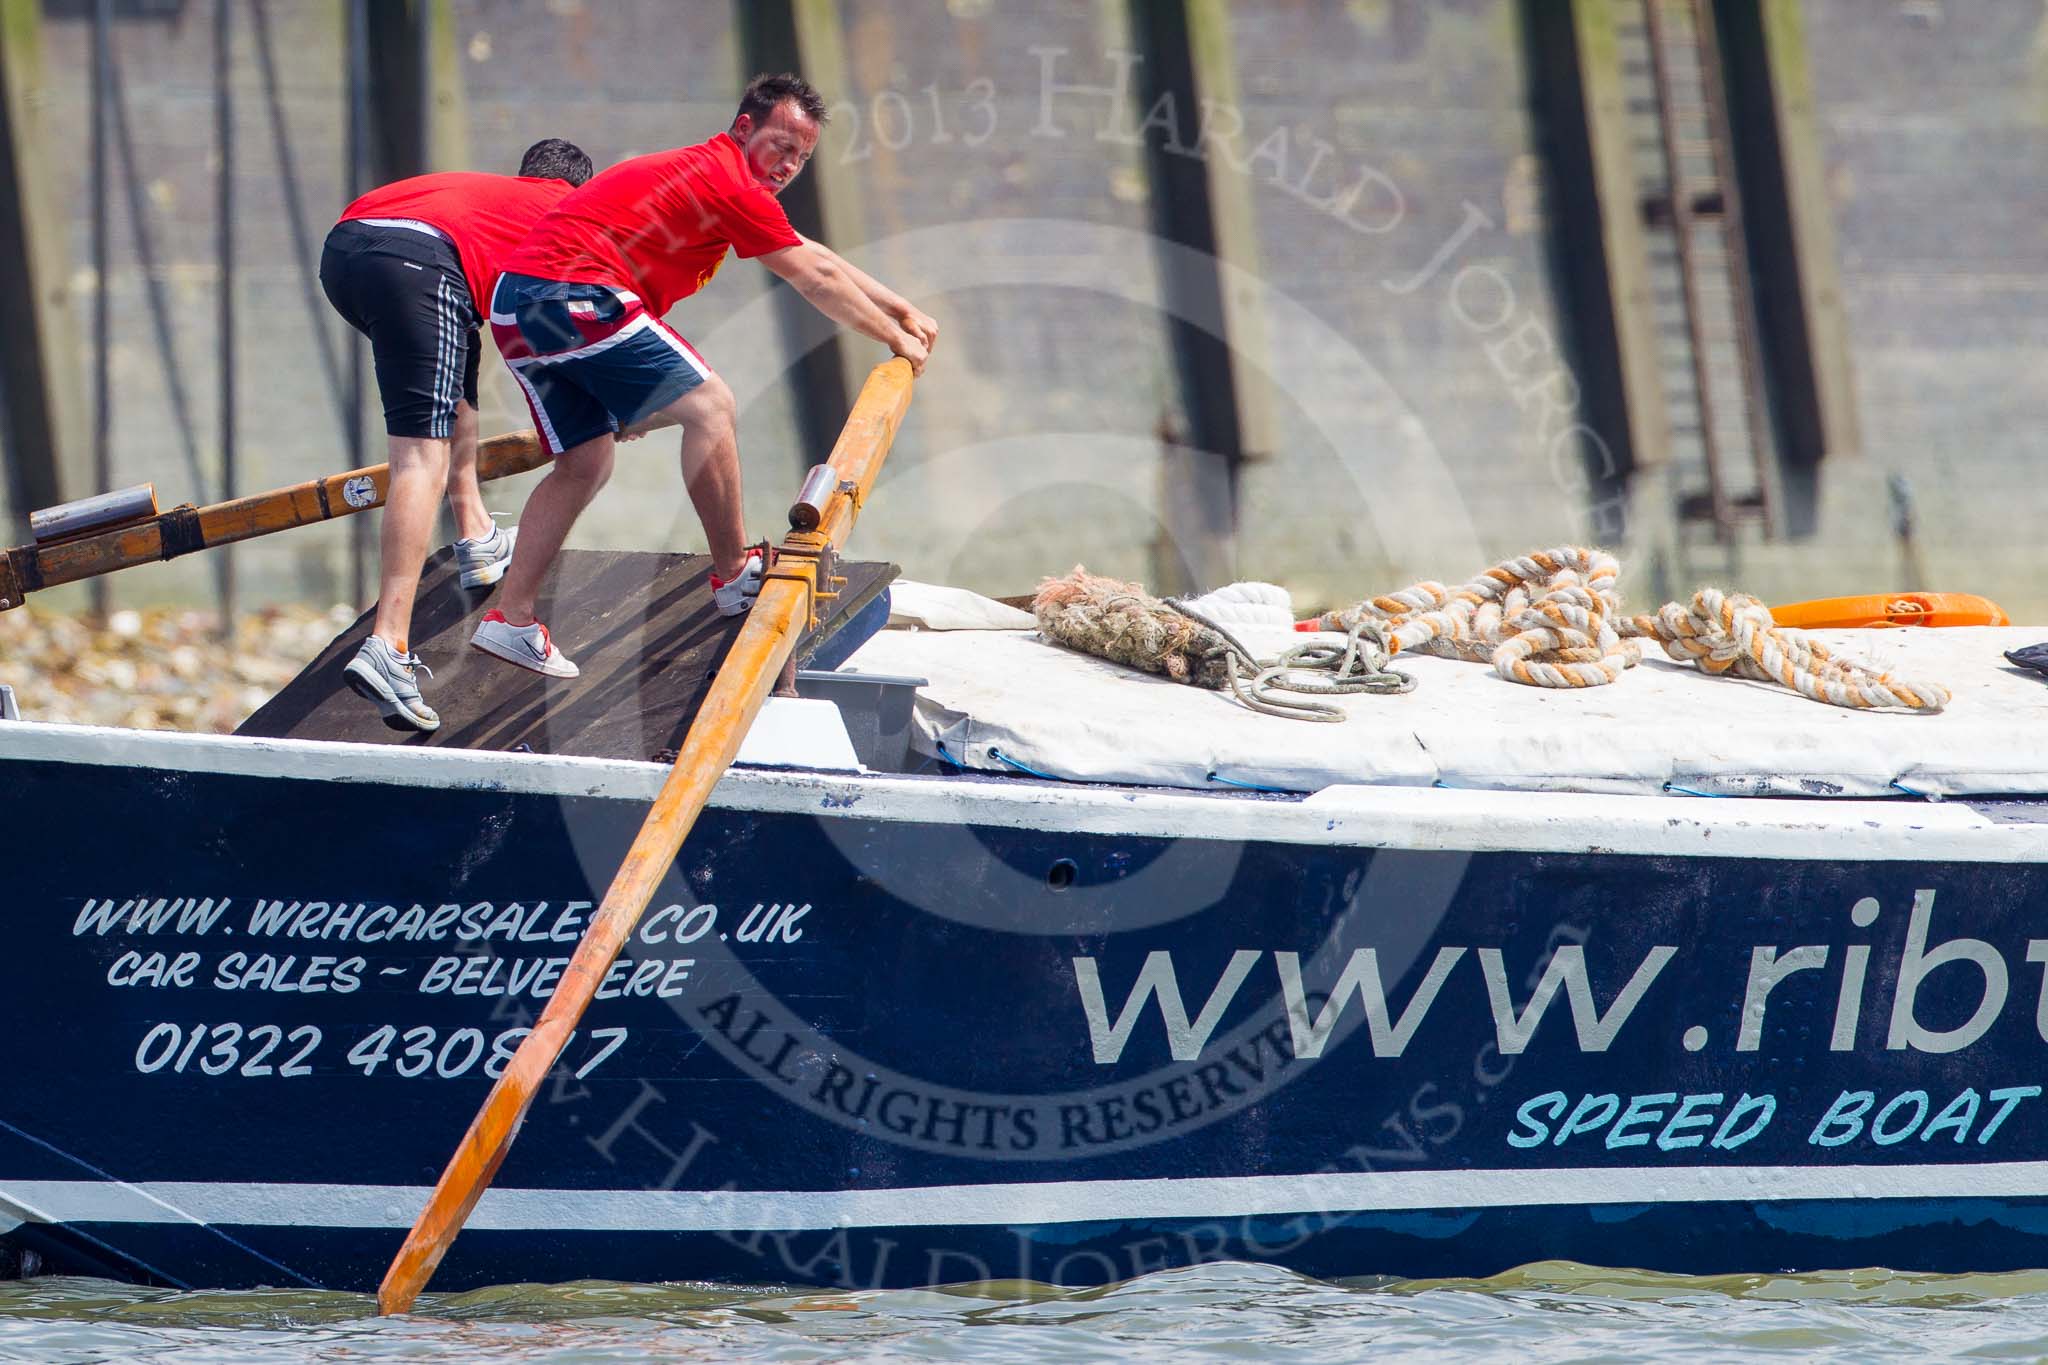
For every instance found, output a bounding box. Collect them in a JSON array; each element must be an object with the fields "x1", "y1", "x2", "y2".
[{"x1": 1316, "y1": 547, "x2": 1951, "y2": 713}]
